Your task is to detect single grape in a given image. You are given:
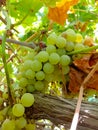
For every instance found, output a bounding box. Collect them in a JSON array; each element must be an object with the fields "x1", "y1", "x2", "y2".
[
  {"x1": 56, "y1": 36, "x2": 66, "y2": 48},
  {"x1": 19, "y1": 77, "x2": 28, "y2": 88},
  {"x1": 25, "y1": 69, "x2": 35, "y2": 79},
  {"x1": 35, "y1": 71, "x2": 45, "y2": 80},
  {"x1": 75, "y1": 33, "x2": 83, "y2": 43},
  {"x1": 74, "y1": 44, "x2": 85, "y2": 51},
  {"x1": 34, "y1": 81, "x2": 44, "y2": 91},
  {"x1": 21, "y1": 93, "x2": 34, "y2": 107},
  {"x1": 65, "y1": 29, "x2": 76, "y2": 42},
  {"x1": 12, "y1": 103, "x2": 25, "y2": 117},
  {"x1": 36, "y1": 51, "x2": 49, "y2": 62},
  {"x1": 45, "y1": 74, "x2": 54, "y2": 82},
  {"x1": 43, "y1": 62, "x2": 54, "y2": 74},
  {"x1": 60, "y1": 55, "x2": 71, "y2": 66},
  {"x1": 46, "y1": 44, "x2": 56, "y2": 54},
  {"x1": 15, "y1": 117, "x2": 27, "y2": 129},
  {"x1": 66, "y1": 41, "x2": 74, "y2": 51},
  {"x1": 27, "y1": 85, "x2": 35, "y2": 93},
  {"x1": 49, "y1": 53, "x2": 60, "y2": 65},
  {"x1": 47, "y1": 32, "x2": 57, "y2": 45},
  {"x1": 2, "y1": 119, "x2": 15, "y2": 130},
  {"x1": 27, "y1": 78, "x2": 36, "y2": 85},
  {"x1": 62, "y1": 66, "x2": 70, "y2": 75},
  {"x1": 2, "y1": 92, "x2": 8, "y2": 100},
  {"x1": 23, "y1": 60, "x2": 34, "y2": 70},
  {"x1": 57, "y1": 48, "x2": 66, "y2": 56},
  {"x1": 25, "y1": 123, "x2": 36, "y2": 130},
  {"x1": 23, "y1": 51, "x2": 36, "y2": 61},
  {"x1": 31, "y1": 60, "x2": 42, "y2": 71}
]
